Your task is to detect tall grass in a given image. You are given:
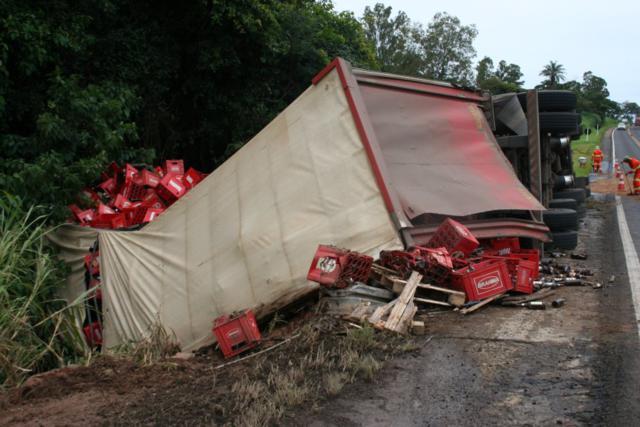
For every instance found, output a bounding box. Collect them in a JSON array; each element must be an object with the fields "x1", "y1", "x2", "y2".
[{"x1": 0, "y1": 195, "x2": 86, "y2": 388}]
